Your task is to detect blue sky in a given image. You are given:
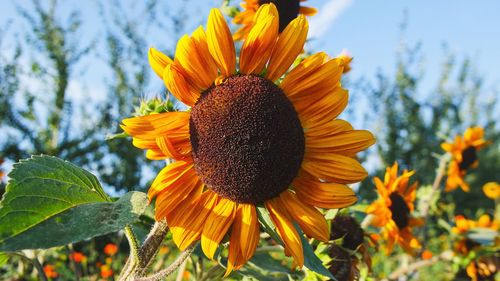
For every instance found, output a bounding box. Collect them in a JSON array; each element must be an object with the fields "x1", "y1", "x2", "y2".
[
  {"x1": 1, "y1": 0, "x2": 499, "y2": 189},
  {"x1": 1, "y1": 0, "x2": 499, "y2": 95}
]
